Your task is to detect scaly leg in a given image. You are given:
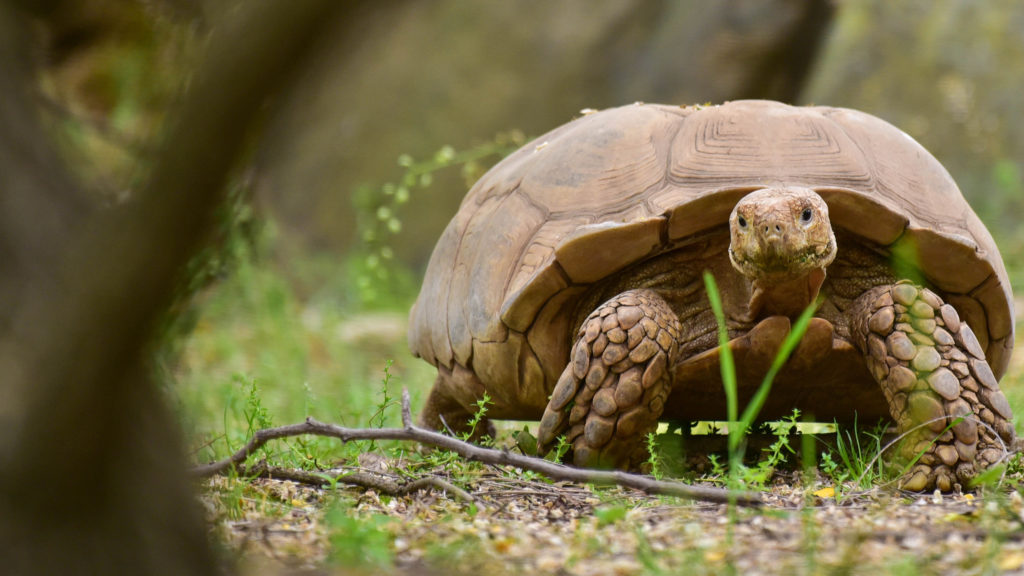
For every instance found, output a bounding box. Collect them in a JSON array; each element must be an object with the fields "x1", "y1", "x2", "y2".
[
  {"x1": 537, "y1": 289, "x2": 680, "y2": 470},
  {"x1": 852, "y1": 281, "x2": 1016, "y2": 491}
]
